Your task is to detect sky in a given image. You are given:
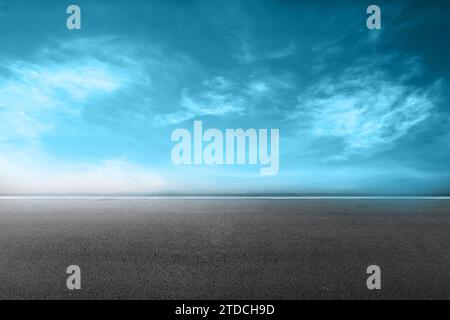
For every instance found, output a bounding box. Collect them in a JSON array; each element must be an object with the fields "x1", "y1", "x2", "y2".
[{"x1": 0, "y1": 0, "x2": 449, "y2": 195}]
